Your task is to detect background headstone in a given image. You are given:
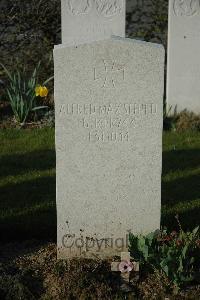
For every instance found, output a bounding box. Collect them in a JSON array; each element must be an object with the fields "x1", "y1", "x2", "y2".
[
  {"x1": 167, "y1": 0, "x2": 200, "y2": 112},
  {"x1": 54, "y1": 37, "x2": 164, "y2": 258},
  {"x1": 61, "y1": 0, "x2": 126, "y2": 45}
]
